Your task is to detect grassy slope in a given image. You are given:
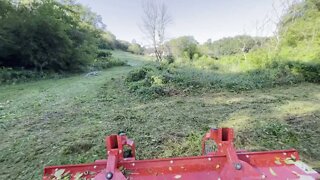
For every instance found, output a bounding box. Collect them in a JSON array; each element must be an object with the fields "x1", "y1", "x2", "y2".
[{"x1": 0, "y1": 51, "x2": 319, "y2": 179}]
